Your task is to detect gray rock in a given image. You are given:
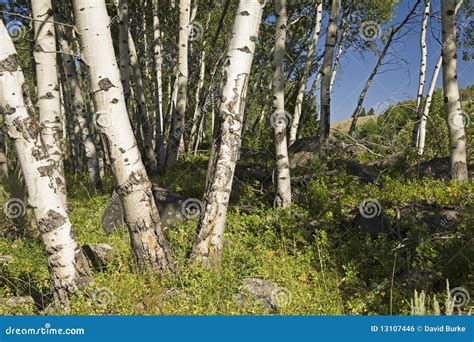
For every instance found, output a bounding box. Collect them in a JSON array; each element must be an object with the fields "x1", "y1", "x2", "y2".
[
  {"x1": 235, "y1": 278, "x2": 291, "y2": 310},
  {"x1": 82, "y1": 243, "x2": 113, "y2": 271},
  {"x1": 0, "y1": 255, "x2": 13, "y2": 263},
  {"x1": 0, "y1": 296, "x2": 34, "y2": 307},
  {"x1": 101, "y1": 185, "x2": 188, "y2": 234}
]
